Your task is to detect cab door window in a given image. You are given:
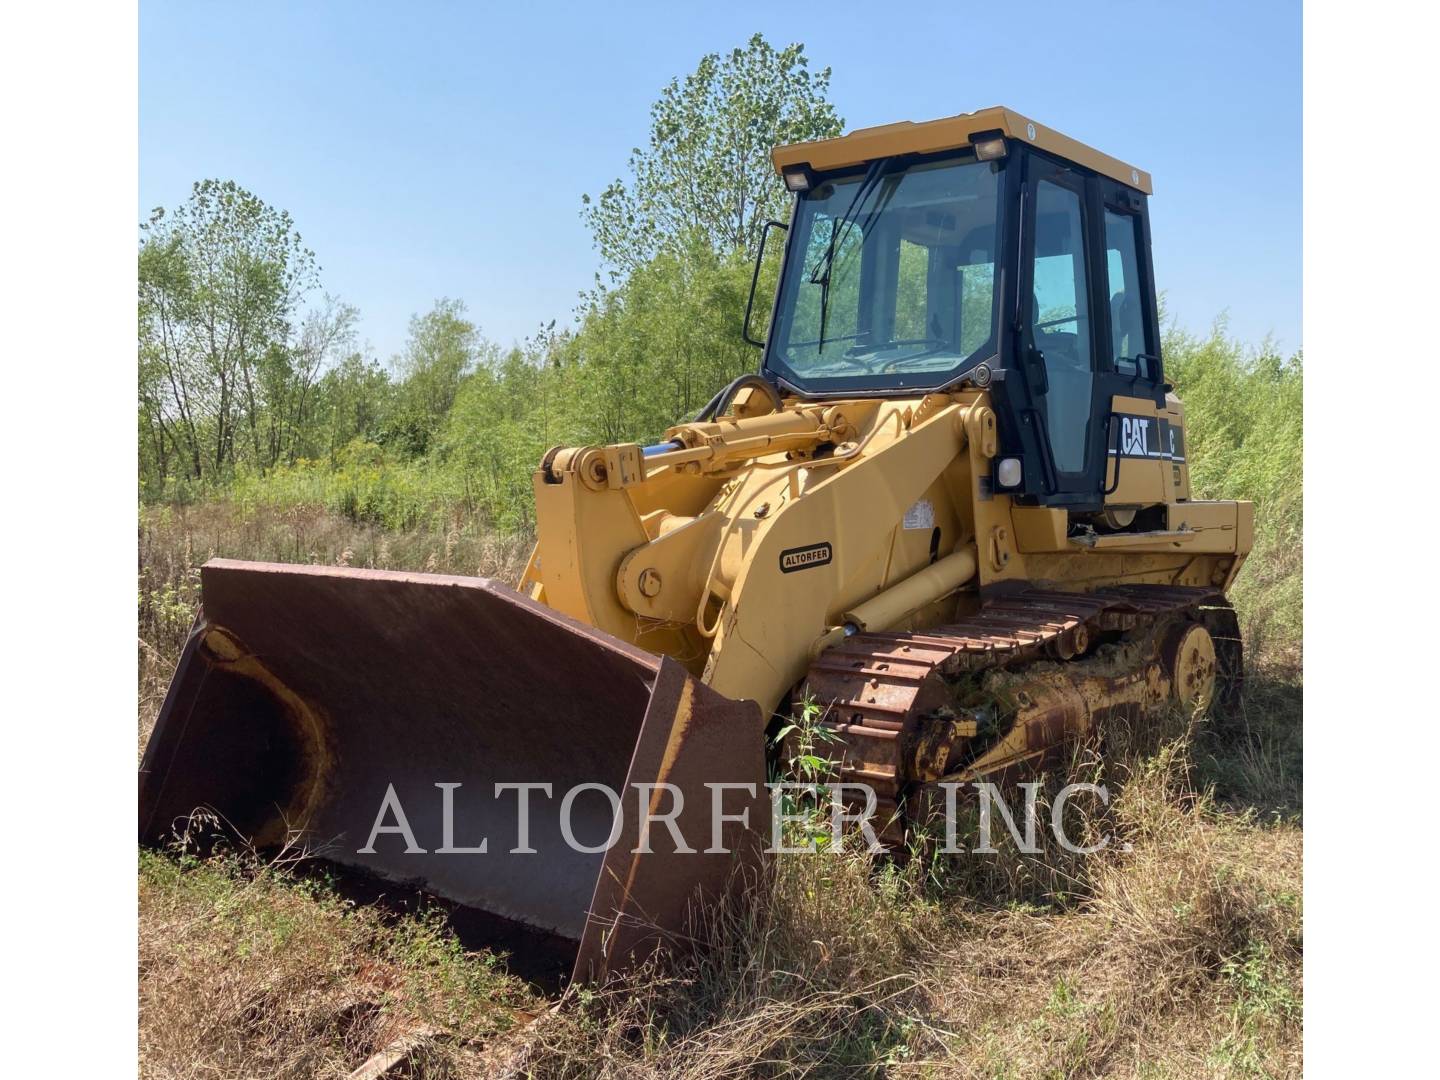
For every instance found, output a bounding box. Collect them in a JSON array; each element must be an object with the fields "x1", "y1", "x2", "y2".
[
  {"x1": 1031, "y1": 179, "x2": 1094, "y2": 473},
  {"x1": 1103, "y1": 209, "x2": 1149, "y2": 375}
]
